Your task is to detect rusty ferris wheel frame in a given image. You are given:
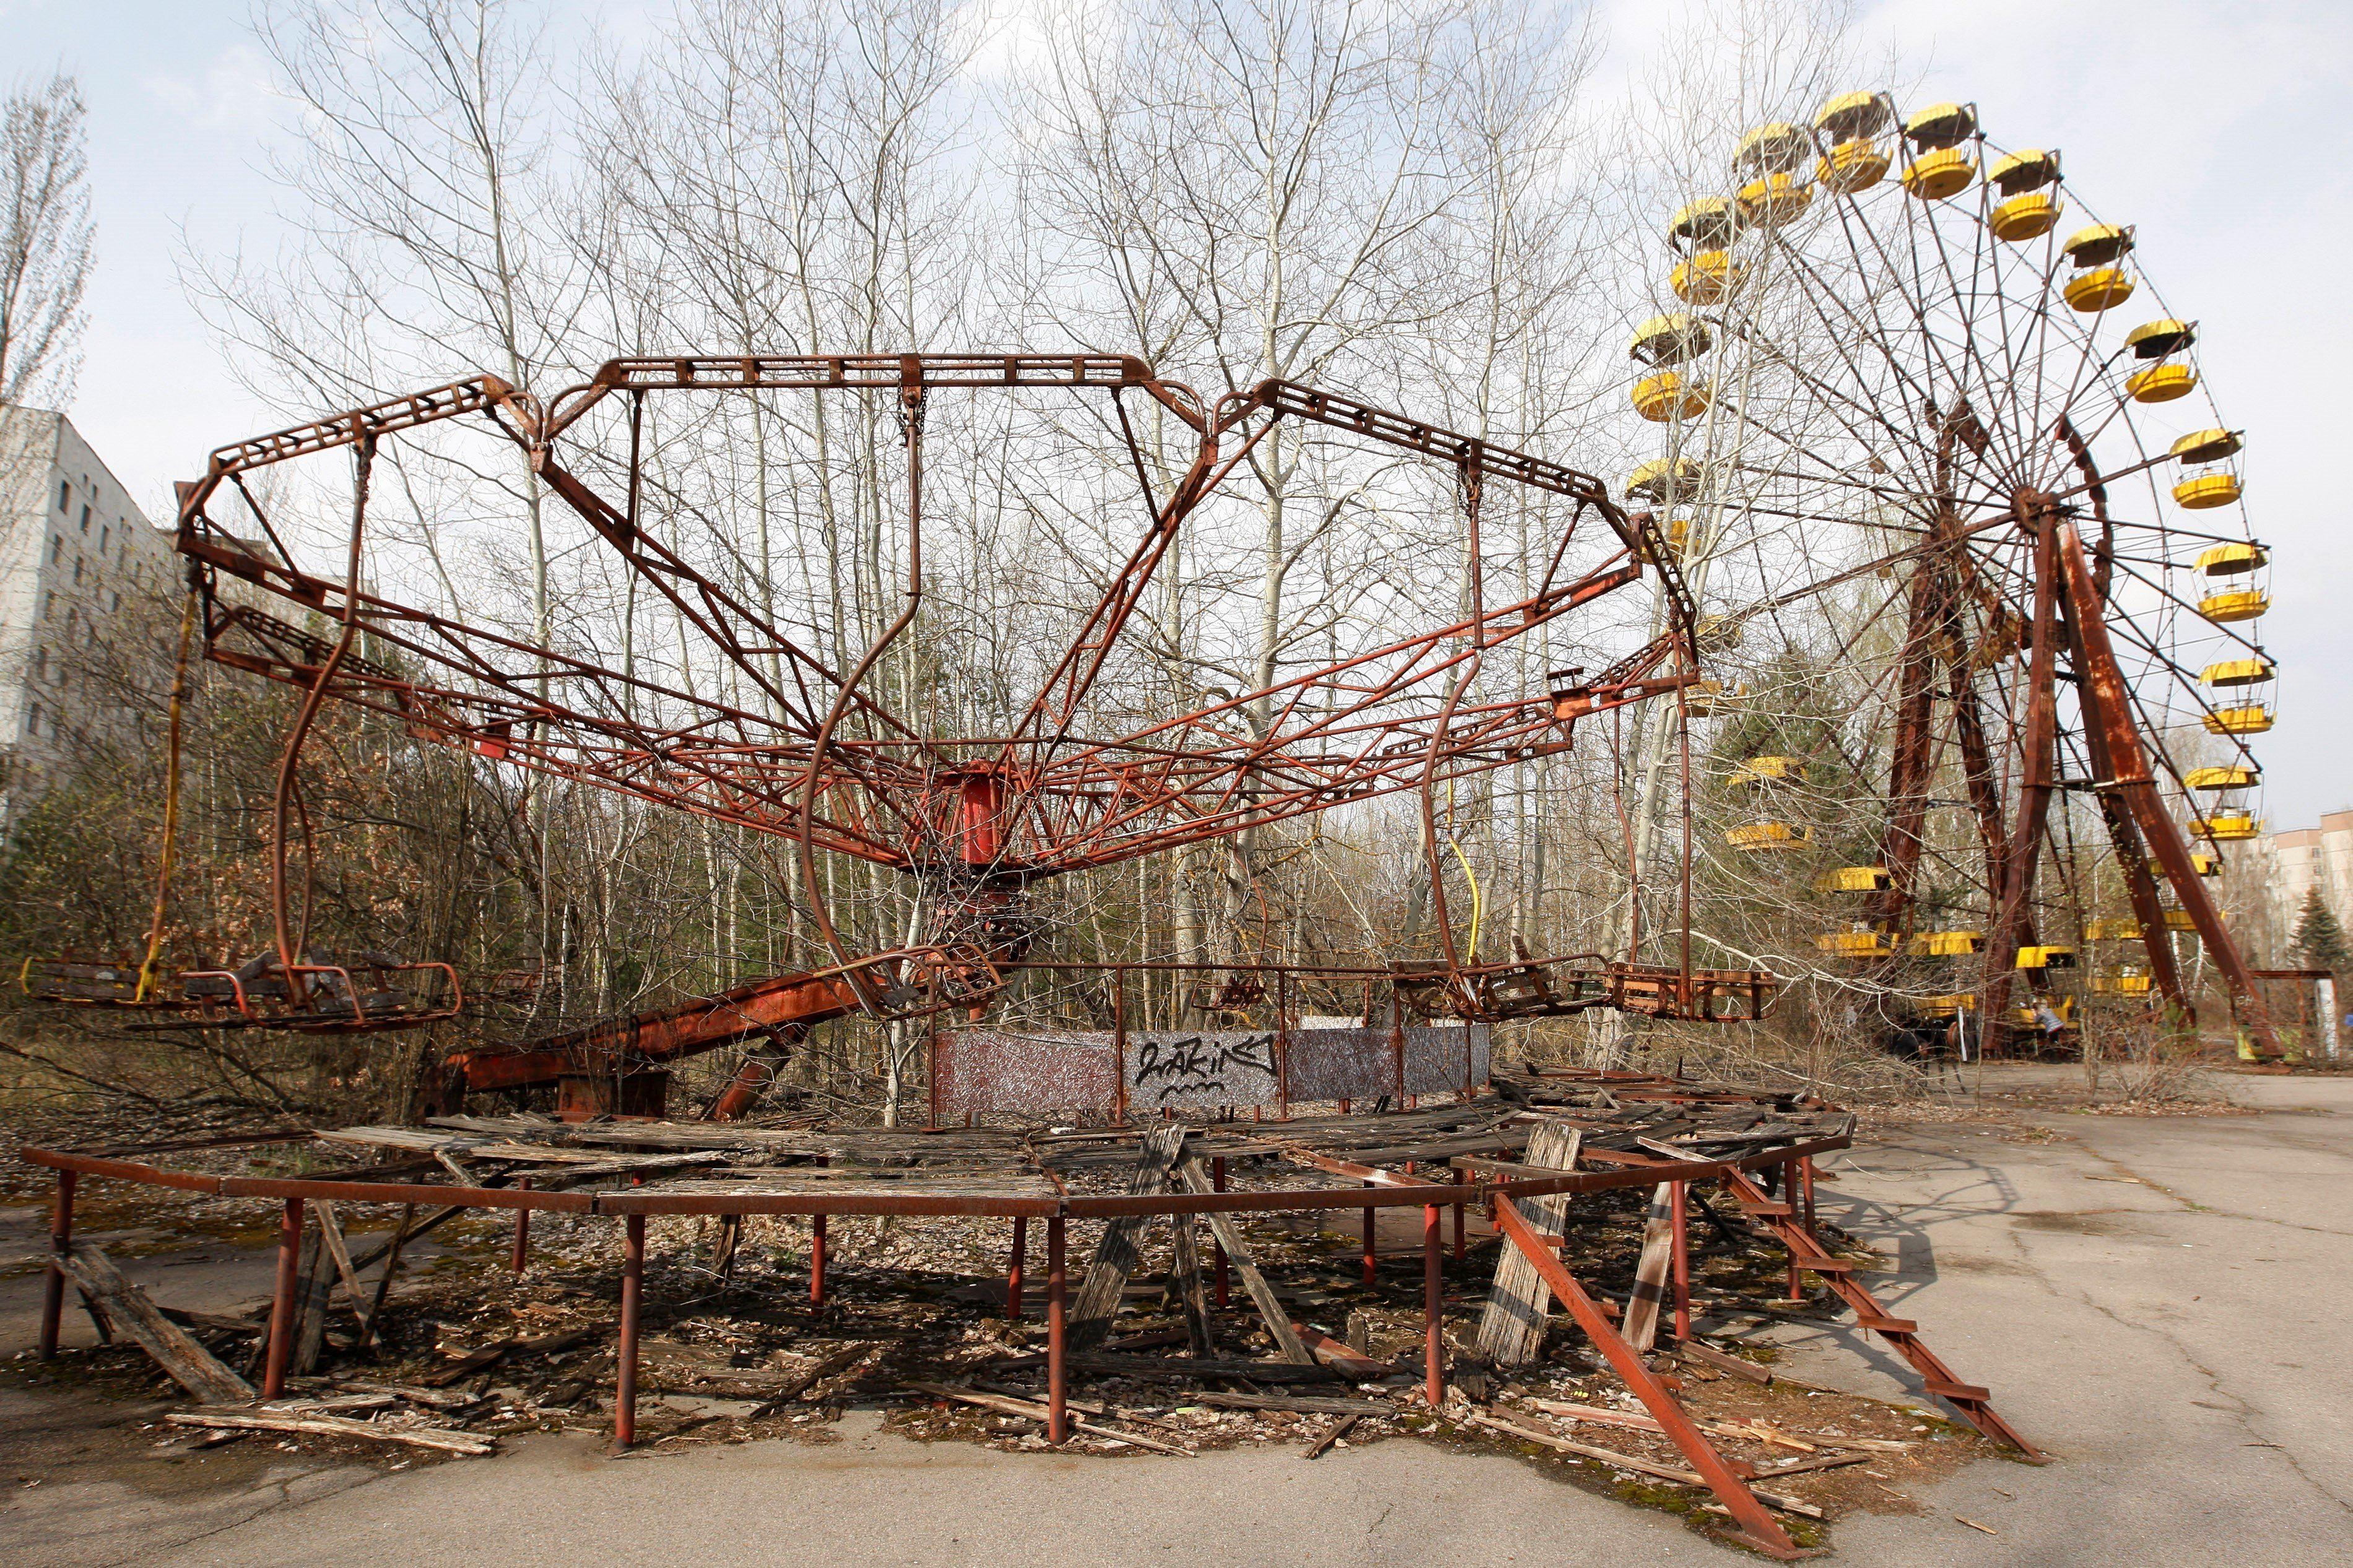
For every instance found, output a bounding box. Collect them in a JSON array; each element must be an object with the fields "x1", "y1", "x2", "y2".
[{"x1": 172, "y1": 352, "x2": 1707, "y2": 1021}]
